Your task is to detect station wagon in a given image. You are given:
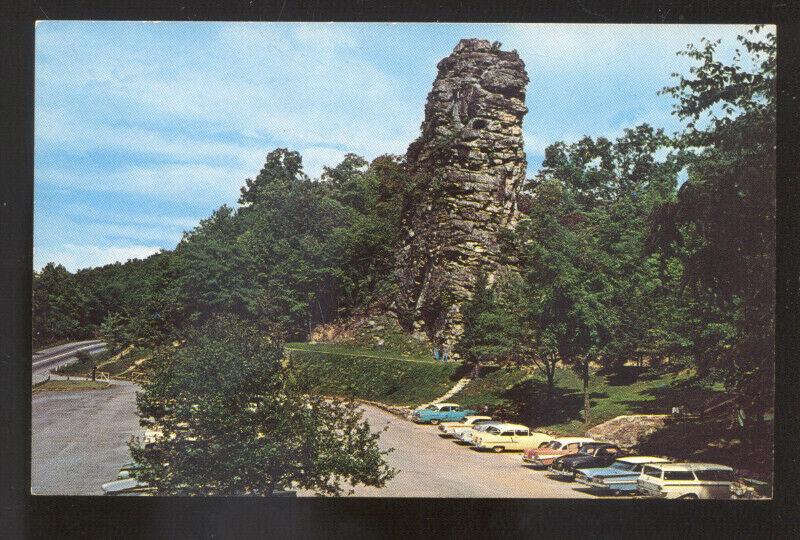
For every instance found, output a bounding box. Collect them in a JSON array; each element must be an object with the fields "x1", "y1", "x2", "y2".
[{"x1": 636, "y1": 462, "x2": 736, "y2": 499}]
